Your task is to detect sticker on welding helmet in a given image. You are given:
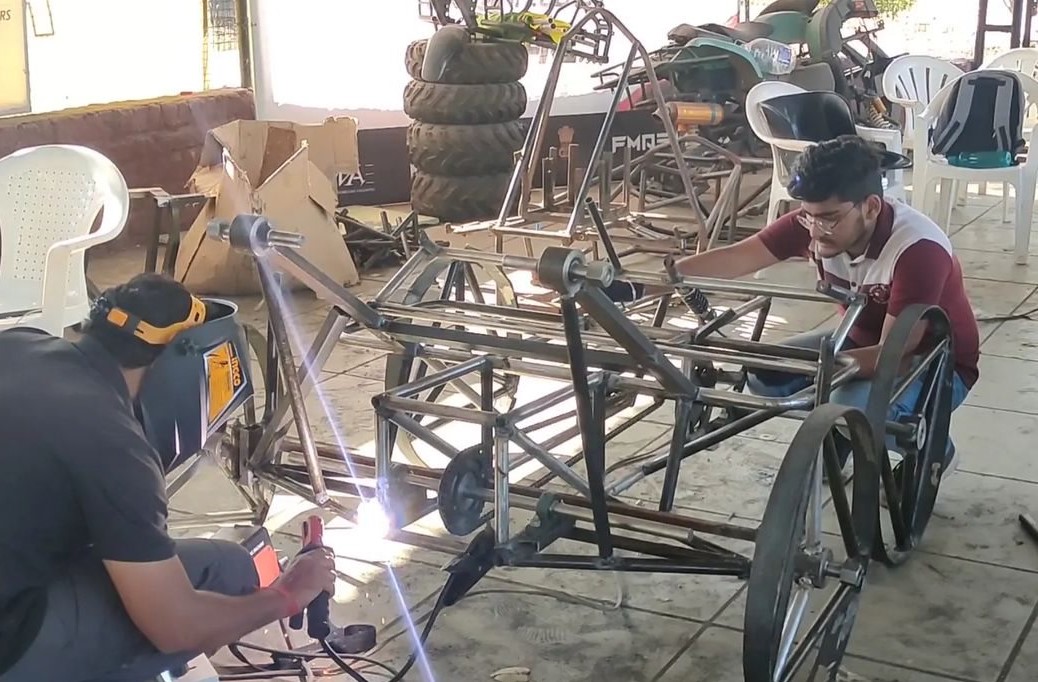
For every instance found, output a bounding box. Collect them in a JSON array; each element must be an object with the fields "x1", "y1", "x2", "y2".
[{"x1": 205, "y1": 340, "x2": 246, "y2": 425}]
